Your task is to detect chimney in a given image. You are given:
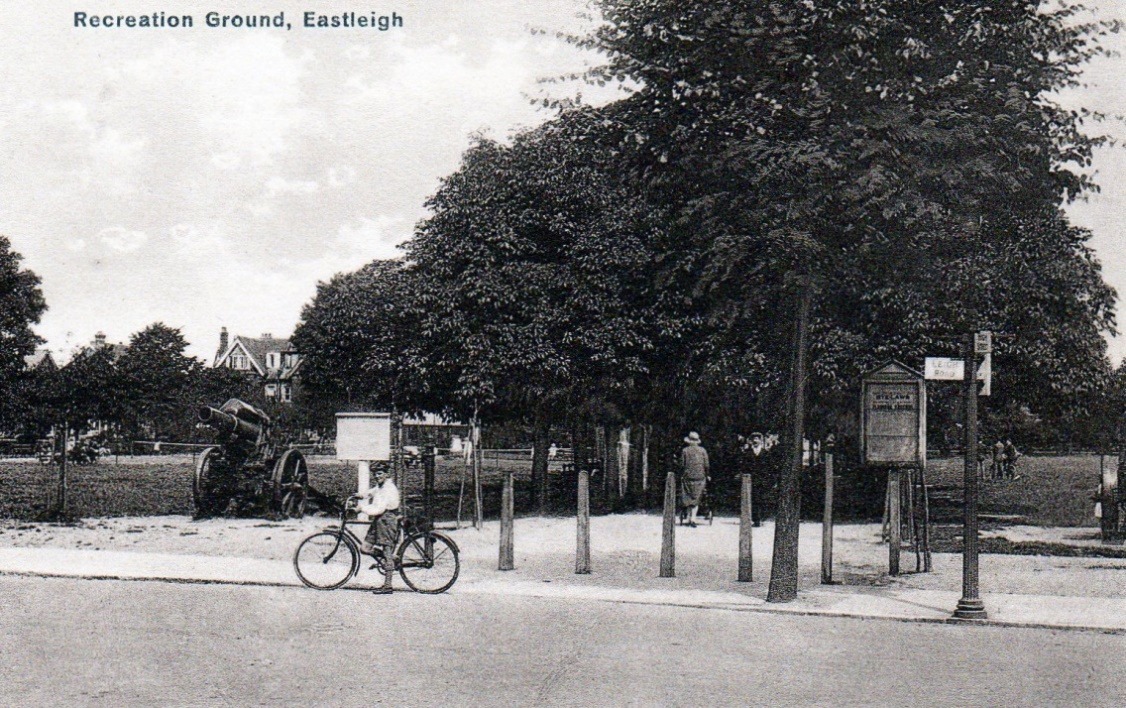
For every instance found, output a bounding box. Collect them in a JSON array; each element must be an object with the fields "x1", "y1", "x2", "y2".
[
  {"x1": 261, "y1": 333, "x2": 272, "y2": 340},
  {"x1": 94, "y1": 332, "x2": 106, "y2": 347},
  {"x1": 219, "y1": 327, "x2": 228, "y2": 353}
]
